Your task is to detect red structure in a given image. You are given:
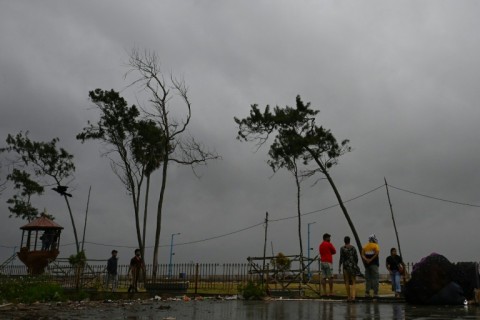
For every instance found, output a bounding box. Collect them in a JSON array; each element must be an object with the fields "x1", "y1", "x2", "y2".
[{"x1": 17, "y1": 215, "x2": 63, "y2": 275}]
